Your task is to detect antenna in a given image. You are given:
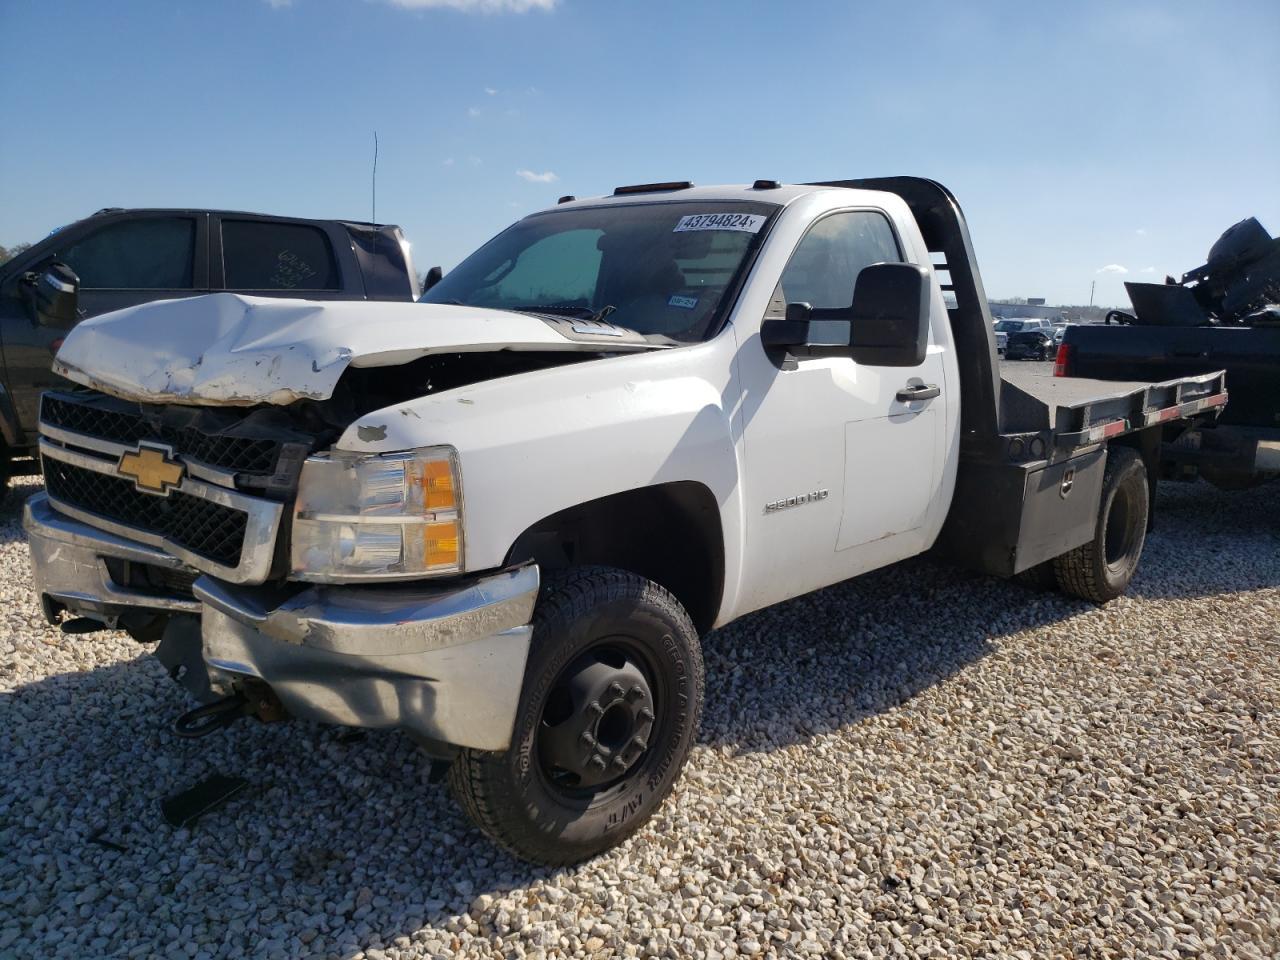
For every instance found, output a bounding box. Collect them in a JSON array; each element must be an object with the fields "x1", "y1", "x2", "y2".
[{"x1": 371, "y1": 131, "x2": 379, "y2": 225}]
